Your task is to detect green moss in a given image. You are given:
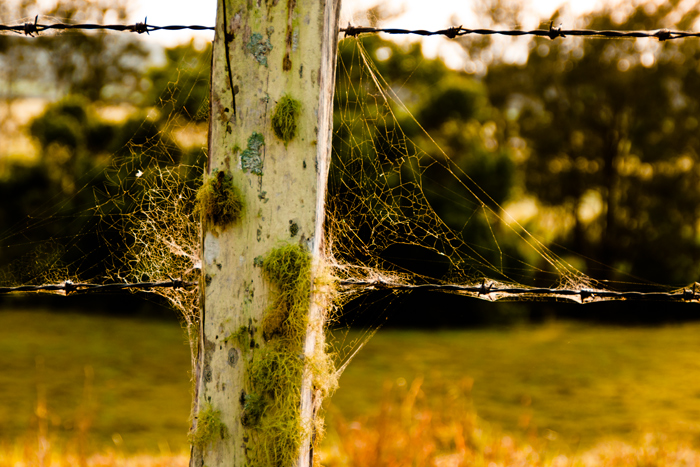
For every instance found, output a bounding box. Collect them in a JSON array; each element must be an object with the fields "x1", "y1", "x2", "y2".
[
  {"x1": 241, "y1": 132, "x2": 265, "y2": 175},
  {"x1": 245, "y1": 244, "x2": 312, "y2": 467},
  {"x1": 196, "y1": 169, "x2": 242, "y2": 228},
  {"x1": 237, "y1": 245, "x2": 339, "y2": 466},
  {"x1": 271, "y1": 95, "x2": 301, "y2": 145},
  {"x1": 247, "y1": 342, "x2": 305, "y2": 467},
  {"x1": 261, "y1": 244, "x2": 311, "y2": 342},
  {"x1": 189, "y1": 403, "x2": 227, "y2": 449}
]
